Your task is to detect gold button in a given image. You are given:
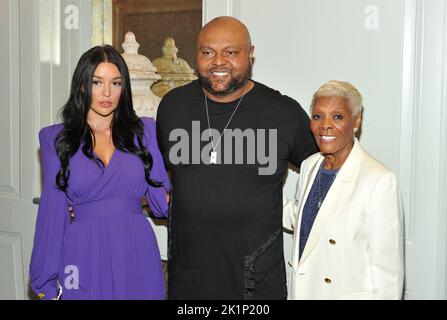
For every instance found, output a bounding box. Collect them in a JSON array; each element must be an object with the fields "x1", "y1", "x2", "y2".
[
  {"x1": 324, "y1": 278, "x2": 332, "y2": 284},
  {"x1": 329, "y1": 239, "x2": 336, "y2": 245},
  {"x1": 37, "y1": 292, "x2": 46, "y2": 299}
]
